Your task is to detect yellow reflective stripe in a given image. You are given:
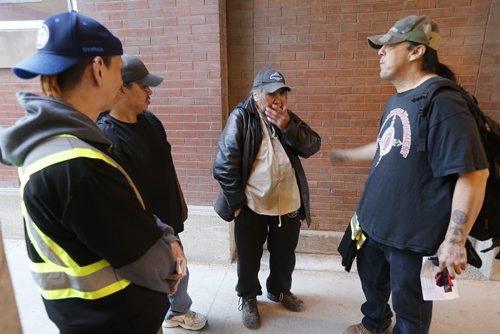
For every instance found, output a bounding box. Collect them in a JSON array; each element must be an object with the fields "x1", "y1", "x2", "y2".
[
  {"x1": 39, "y1": 279, "x2": 131, "y2": 301},
  {"x1": 23, "y1": 202, "x2": 112, "y2": 275},
  {"x1": 19, "y1": 148, "x2": 118, "y2": 193},
  {"x1": 356, "y1": 233, "x2": 367, "y2": 250},
  {"x1": 350, "y1": 214, "x2": 361, "y2": 240},
  {"x1": 21, "y1": 202, "x2": 59, "y2": 268},
  {"x1": 56, "y1": 134, "x2": 77, "y2": 139},
  {"x1": 351, "y1": 213, "x2": 366, "y2": 250},
  {"x1": 28, "y1": 258, "x2": 111, "y2": 275},
  {"x1": 18, "y1": 135, "x2": 138, "y2": 300},
  {"x1": 22, "y1": 201, "x2": 80, "y2": 268}
]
